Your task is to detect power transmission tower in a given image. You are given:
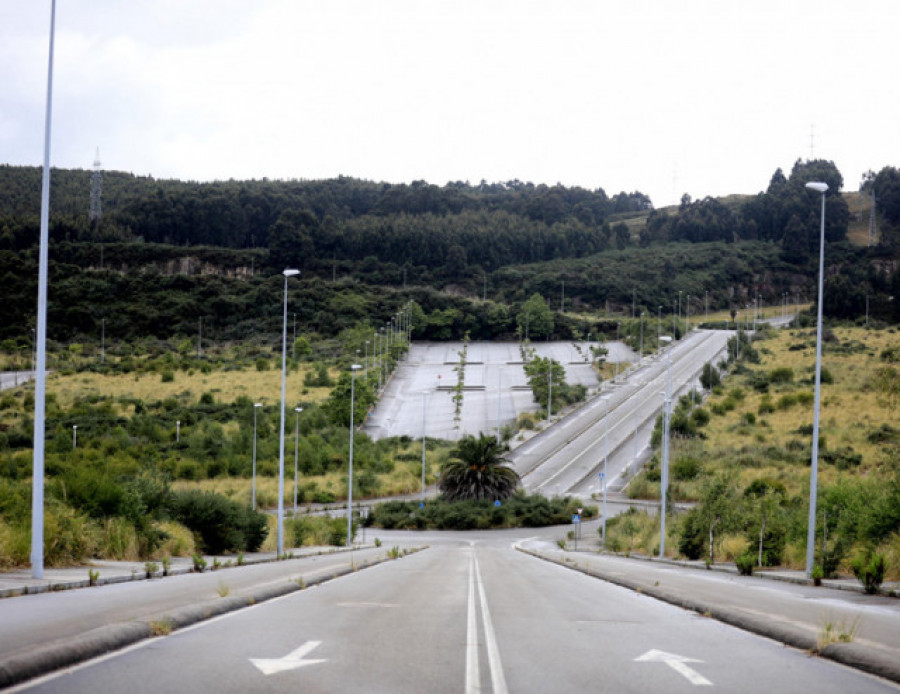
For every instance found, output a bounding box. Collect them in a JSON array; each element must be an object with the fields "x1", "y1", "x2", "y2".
[{"x1": 89, "y1": 147, "x2": 102, "y2": 224}]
